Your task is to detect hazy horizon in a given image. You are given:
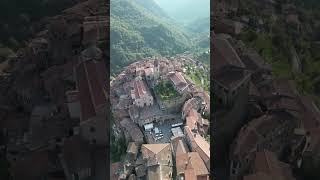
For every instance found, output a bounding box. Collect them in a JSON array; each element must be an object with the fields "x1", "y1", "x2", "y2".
[{"x1": 154, "y1": 0, "x2": 210, "y2": 25}]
